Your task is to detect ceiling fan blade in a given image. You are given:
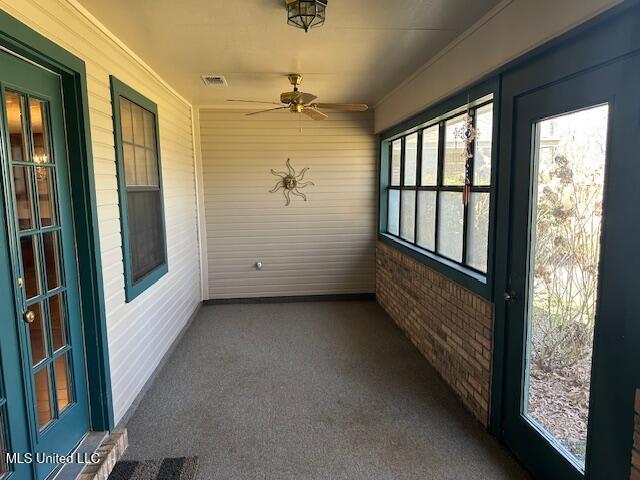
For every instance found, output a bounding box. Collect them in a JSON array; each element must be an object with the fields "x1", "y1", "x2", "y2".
[
  {"x1": 299, "y1": 92, "x2": 318, "y2": 104},
  {"x1": 280, "y1": 91, "x2": 318, "y2": 105},
  {"x1": 227, "y1": 99, "x2": 283, "y2": 106},
  {"x1": 246, "y1": 106, "x2": 289, "y2": 116},
  {"x1": 312, "y1": 103, "x2": 369, "y2": 111},
  {"x1": 302, "y1": 107, "x2": 328, "y2": 121}
]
